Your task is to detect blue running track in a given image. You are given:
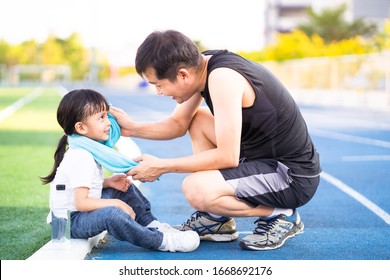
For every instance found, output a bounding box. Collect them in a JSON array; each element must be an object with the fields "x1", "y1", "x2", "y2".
[{"x1": 73, "y1": 85, "x2": 389, "y2": 261}]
